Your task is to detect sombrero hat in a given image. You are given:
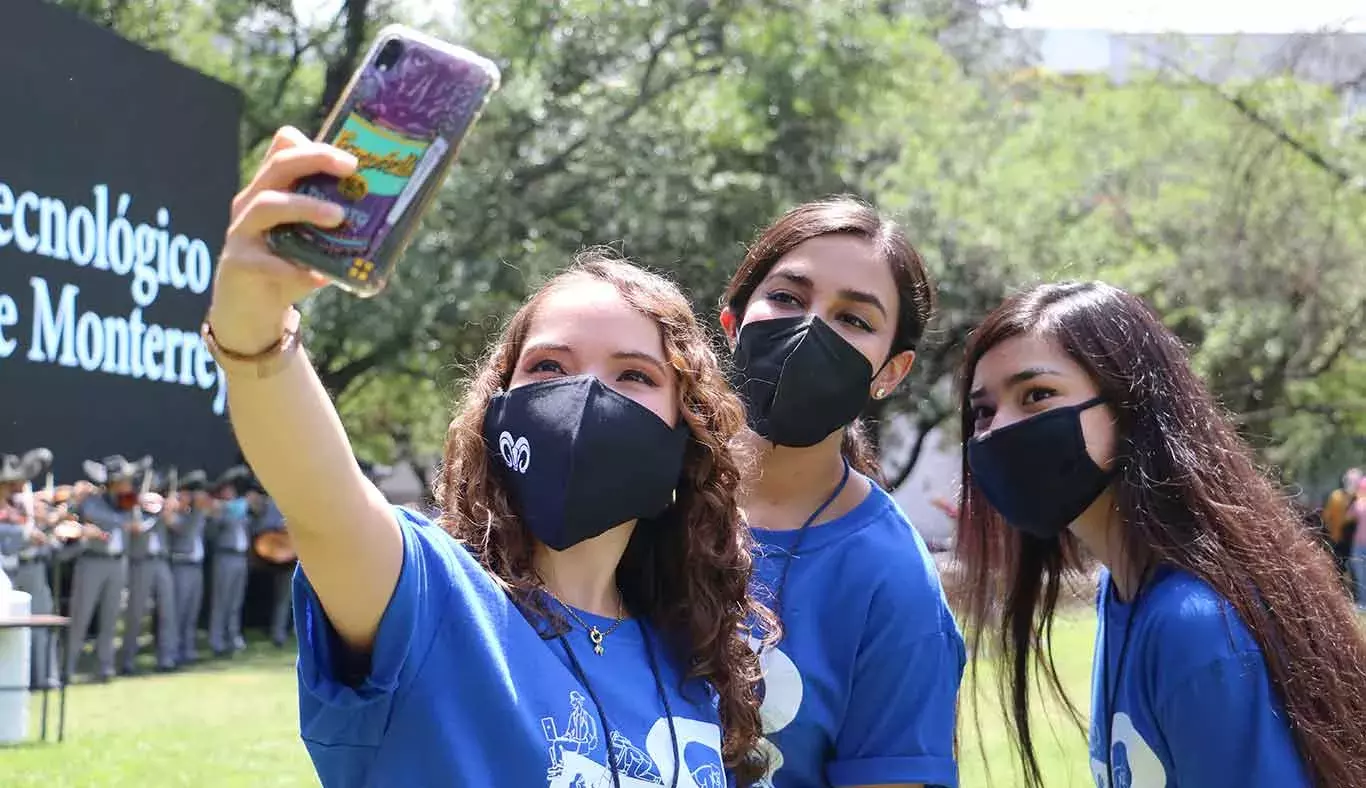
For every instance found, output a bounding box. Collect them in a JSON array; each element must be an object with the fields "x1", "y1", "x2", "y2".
[
  {"x1": 82, "y1": 455, "x2": 153, "y2": 485},
  {"x1": 178, "y1": 470, "x2": 209, "y2": 492},
  {"x1": 0, "y1": 448, "x2": 53, "y2": 484},
  {"x1": 212, "y1": 465, "x2": 255, "y2": 495}
]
